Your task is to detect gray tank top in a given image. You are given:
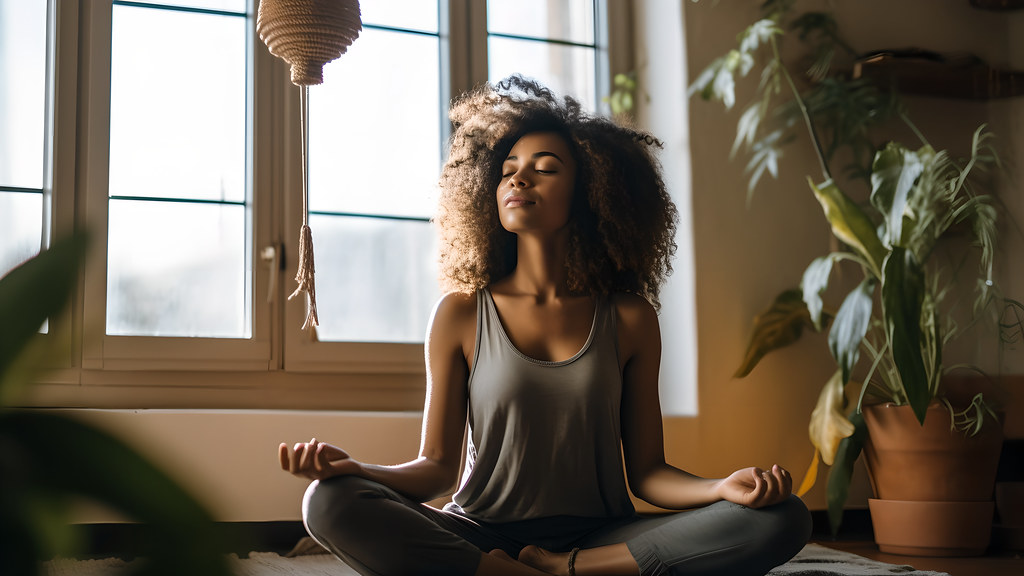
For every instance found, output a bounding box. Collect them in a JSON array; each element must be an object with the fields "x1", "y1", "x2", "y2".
[{"x1": 449, "y1": 289, "x2": 635, "y2": 522}]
